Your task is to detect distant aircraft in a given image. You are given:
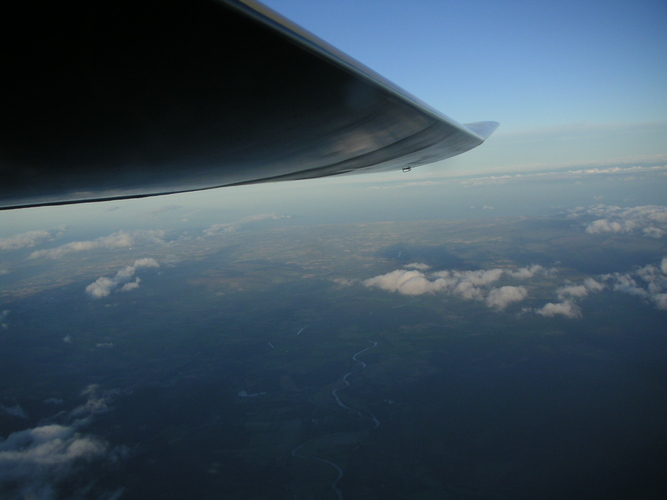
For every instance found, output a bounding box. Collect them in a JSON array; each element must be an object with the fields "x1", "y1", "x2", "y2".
[{"x1": 1, "y1": 0, "x2": 497, "y2": 209}]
